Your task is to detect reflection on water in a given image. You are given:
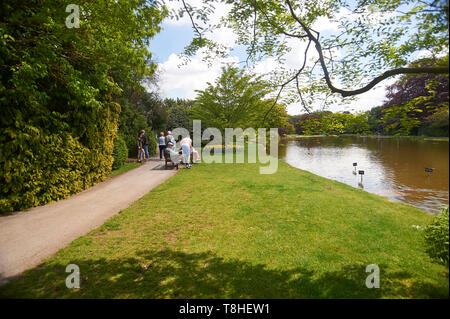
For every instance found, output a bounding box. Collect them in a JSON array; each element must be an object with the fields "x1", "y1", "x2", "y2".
[{"x1": 279, "y1": 136, "x2": 449, "y2": 213}]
